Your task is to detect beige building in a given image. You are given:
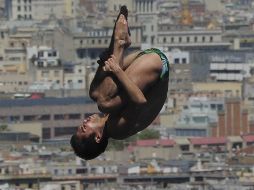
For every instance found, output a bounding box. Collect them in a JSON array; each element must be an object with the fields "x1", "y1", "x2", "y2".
[
  {"x1": 10, "y1": 0, "x2": 77, "y2": 21},
  {"x1": 192, "y1": 82, "x2": 242, "y2": 98},
  {"x1": 9, "y1": 122, "x2": 43, "y2": 142},
  {"x1": 0, "y1": 72, "x2": 32, "y2": 93},
  {"x1": 0, "y1": 97, "x2": 98, "y2": 139}
]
